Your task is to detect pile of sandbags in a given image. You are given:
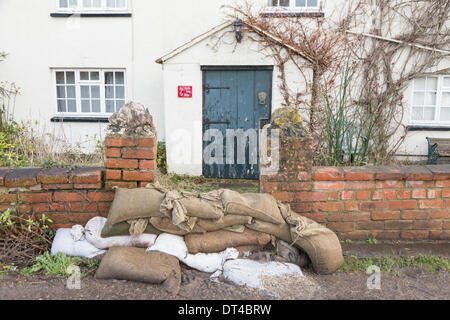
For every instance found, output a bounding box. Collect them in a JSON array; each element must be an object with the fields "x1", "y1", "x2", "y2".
[
  {"x1": 50, "y1": 183, "x2": 343, "y2": 295},
  {"x1": 99, "y1": 184, "x2": 343, "y2": 275}
]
